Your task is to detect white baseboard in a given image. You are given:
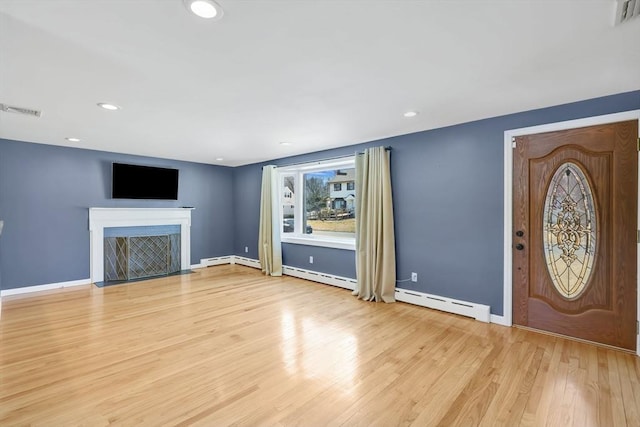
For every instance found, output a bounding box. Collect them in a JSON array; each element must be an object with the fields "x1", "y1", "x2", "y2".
[
  {"x1": 199, "y1": 256, "x2": 236, "y2": 268},
  {"x1": 0, "y1": 278, "x2": 91, "y2": 297},
  {"x1": 223, "y1": 256, "x2": 356, "y2": 290},
  {"x1": 1, "y1": 256, "x2": 232, "y2": 298},
  {"x1": 395, "y1": 288, "x2": 491, "y2": 323},
  {"x1": 490, "y1": 314, "x2": 510, "y2": 326},
  {"x1": 1, "y1": 256, "x2": 238, "y2": 298},
  {"x1": 233, "y1": 256, "x2": 261, "y2": 269},
  {"x1": 282, "y1": 265, "x2": 356, "y2": 290}
]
